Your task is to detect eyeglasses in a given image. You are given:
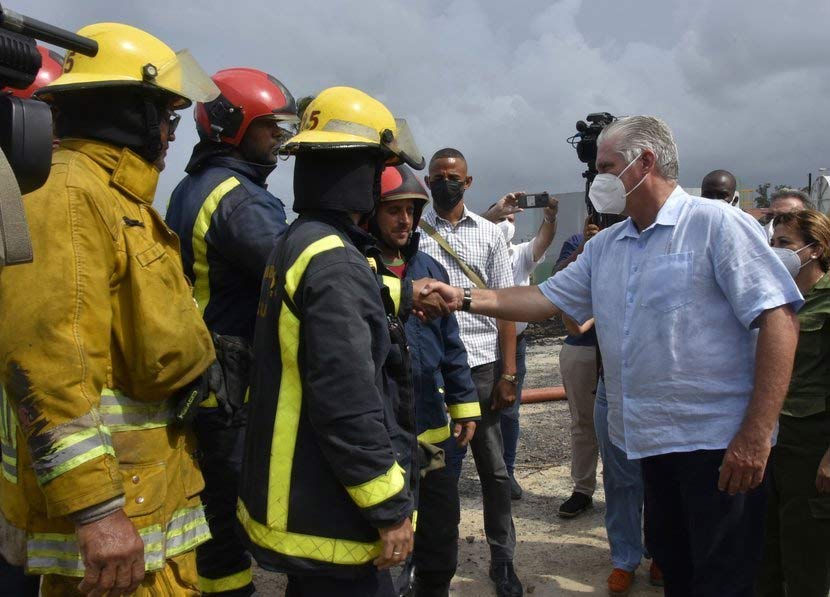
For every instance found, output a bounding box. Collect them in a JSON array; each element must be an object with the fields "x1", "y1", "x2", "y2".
[{"x1": 164, "y1": 110, "x2": 181, "y2": 135}]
